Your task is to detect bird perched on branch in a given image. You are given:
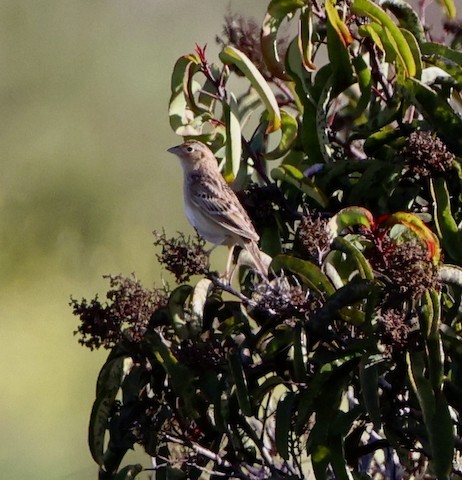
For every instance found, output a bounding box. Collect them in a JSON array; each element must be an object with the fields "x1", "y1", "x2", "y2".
[{"x1": 167, "y1": 140, "x2": 269, "y2": 279}]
